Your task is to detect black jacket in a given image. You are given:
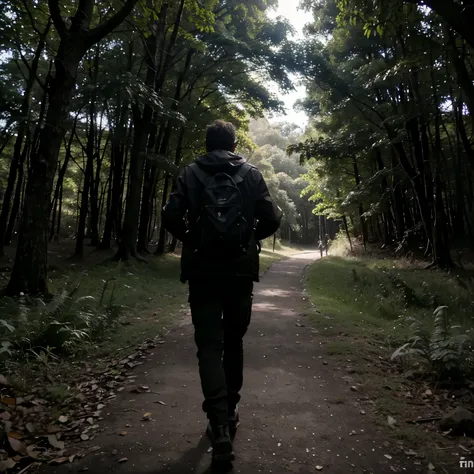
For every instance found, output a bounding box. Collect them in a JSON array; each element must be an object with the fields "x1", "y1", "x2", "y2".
[{"x1": 162, "y1": 150, "x2": 282, "y2": 282}]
